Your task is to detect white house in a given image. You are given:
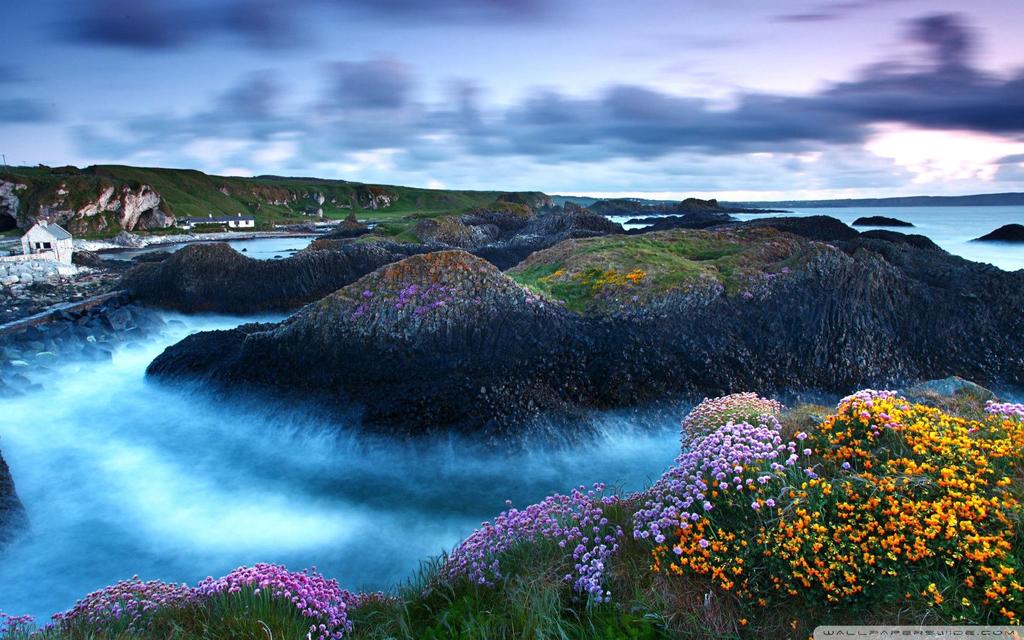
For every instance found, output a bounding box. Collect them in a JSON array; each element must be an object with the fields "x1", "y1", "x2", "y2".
[
  {"x1": 20, "y1": 221, "x2": 73, "y2": 264},
  {"x1": 178, "y1": 213, "x2": 256, "y2": 231}
]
